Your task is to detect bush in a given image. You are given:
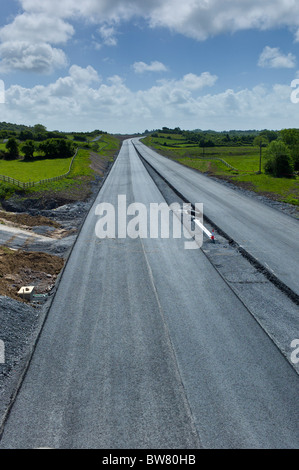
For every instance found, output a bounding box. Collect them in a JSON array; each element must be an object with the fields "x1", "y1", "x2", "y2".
[
  {"x1": 264, "y1": 140, "x2": 294, "y2": 177},
  {"x1": 0, "y1": 182, "x2": 16, "y2": 199},
  {"x1": 22, "y1": 140, "x2": 35, "y2": 160},
  {"x1": 5, "y1": 137, "x2": 19, "y2": 160},
  {"x1": 38, "y1": 139, "x2": 74, "y2": 159}
]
